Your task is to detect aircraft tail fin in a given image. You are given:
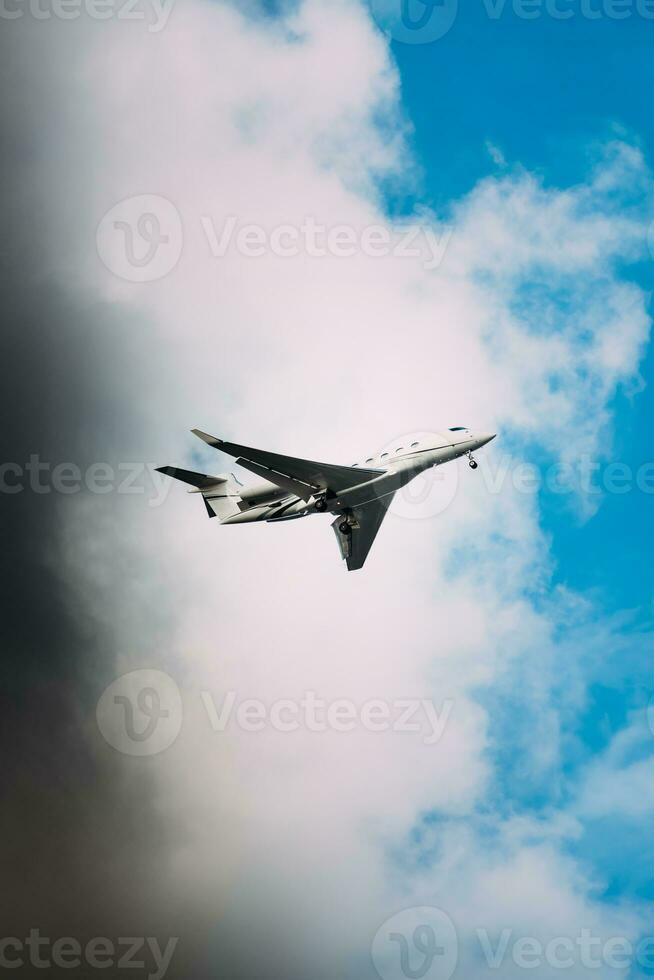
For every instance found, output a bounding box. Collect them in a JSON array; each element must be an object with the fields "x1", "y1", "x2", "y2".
[{"x1": 156, "y1": 466, "x2": 243, "y2": 521}]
